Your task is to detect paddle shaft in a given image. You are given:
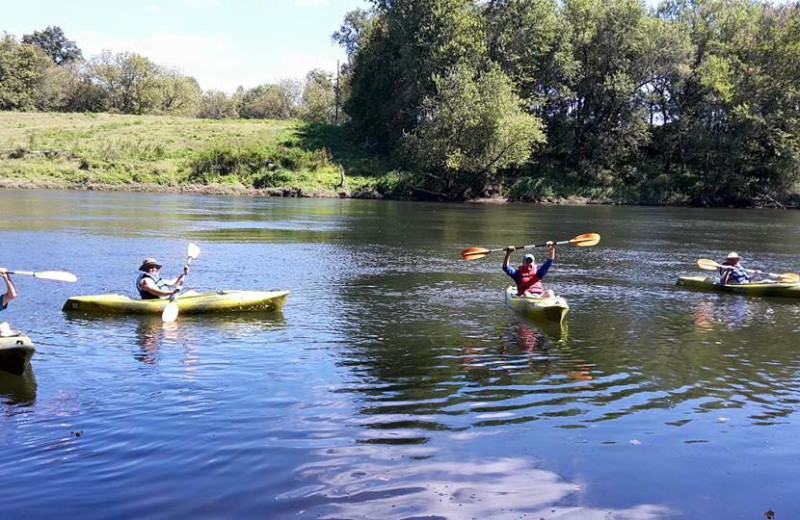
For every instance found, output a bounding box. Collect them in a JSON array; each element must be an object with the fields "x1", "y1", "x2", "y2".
[{"x1": 485, "y1": 239, "x2": 576, "y2": 254}]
